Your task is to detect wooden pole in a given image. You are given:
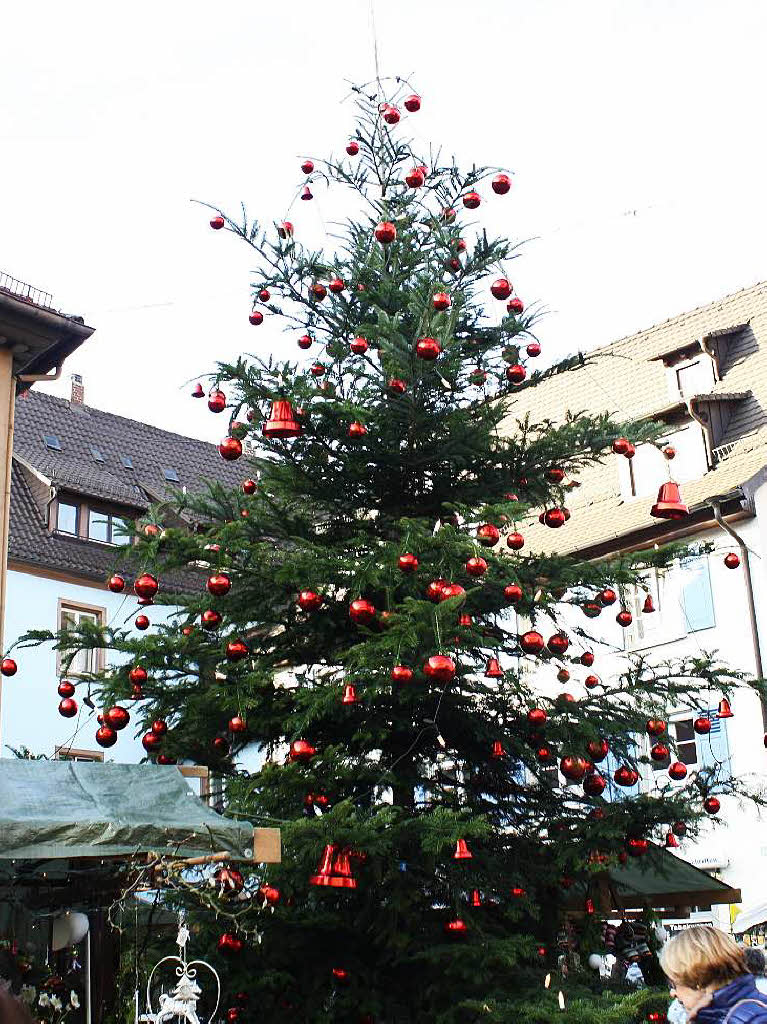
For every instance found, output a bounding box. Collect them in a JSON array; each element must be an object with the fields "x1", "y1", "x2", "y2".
[{"x1": 0, "y1": 348, "x2": 16, "y2": 752}]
